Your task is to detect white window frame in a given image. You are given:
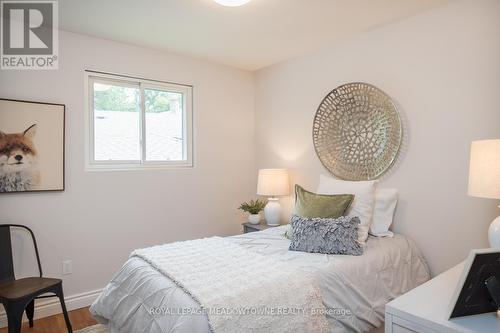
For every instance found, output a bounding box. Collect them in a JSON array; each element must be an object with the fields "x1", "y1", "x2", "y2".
[{"x1": 84, "y1": 71, "x2": 193, "y2": 170}]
